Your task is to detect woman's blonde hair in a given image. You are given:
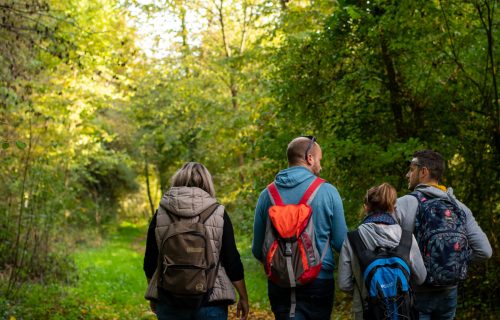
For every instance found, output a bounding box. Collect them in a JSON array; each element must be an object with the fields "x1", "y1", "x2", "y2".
[
  {"x1": 364, "y1": 182, "x2": 397, "y2": 213},
  {"x1": 171, "y1": 162, "x2": 216, "y2": 197}
]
